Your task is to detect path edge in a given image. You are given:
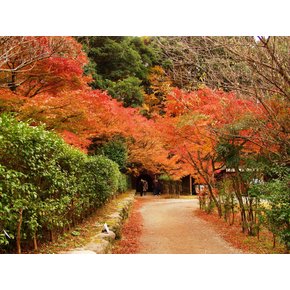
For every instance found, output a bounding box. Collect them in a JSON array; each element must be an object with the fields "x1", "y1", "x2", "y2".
[{"x1": 63, "y1": 190, "x2": 136, "y2": 254}]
